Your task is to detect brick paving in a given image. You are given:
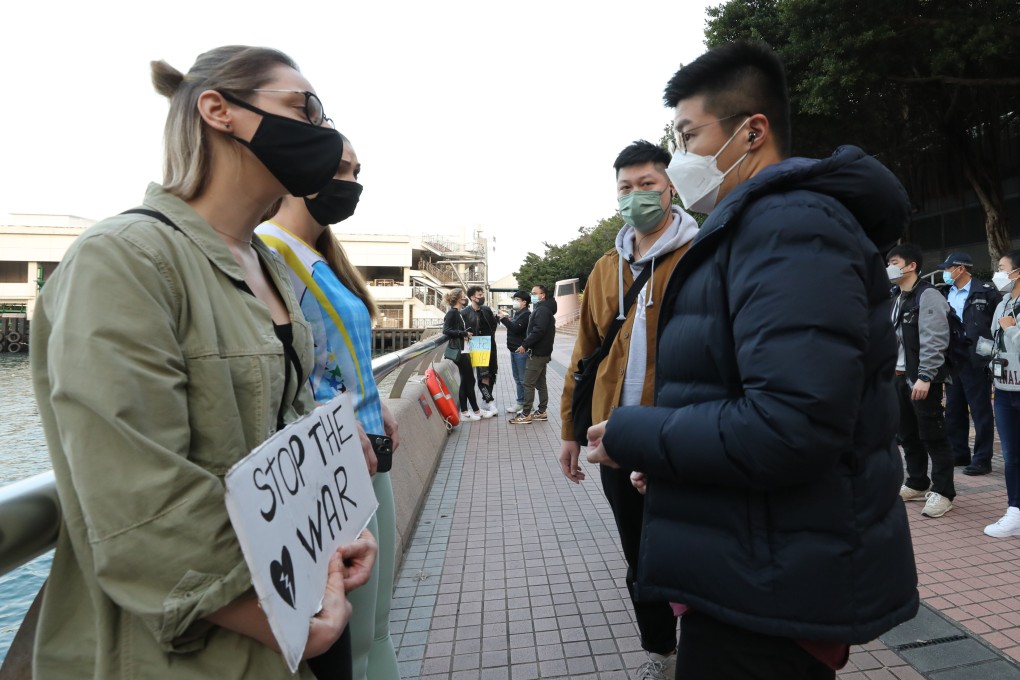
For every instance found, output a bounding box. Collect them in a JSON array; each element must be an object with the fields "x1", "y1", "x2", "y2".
[{"x1": 390, "y1": 328, "x2": 1020, "y2": 679}]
